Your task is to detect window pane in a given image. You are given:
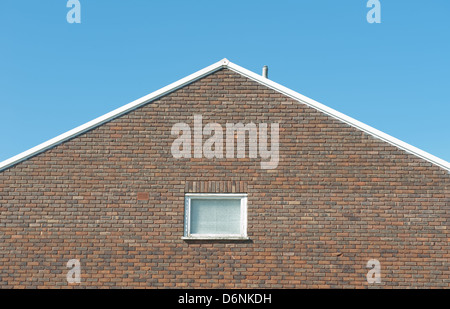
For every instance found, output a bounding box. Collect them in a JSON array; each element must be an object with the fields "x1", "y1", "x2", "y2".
[{"x1": 190, "y1": 198, "x2": 241, "y2": 235}]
